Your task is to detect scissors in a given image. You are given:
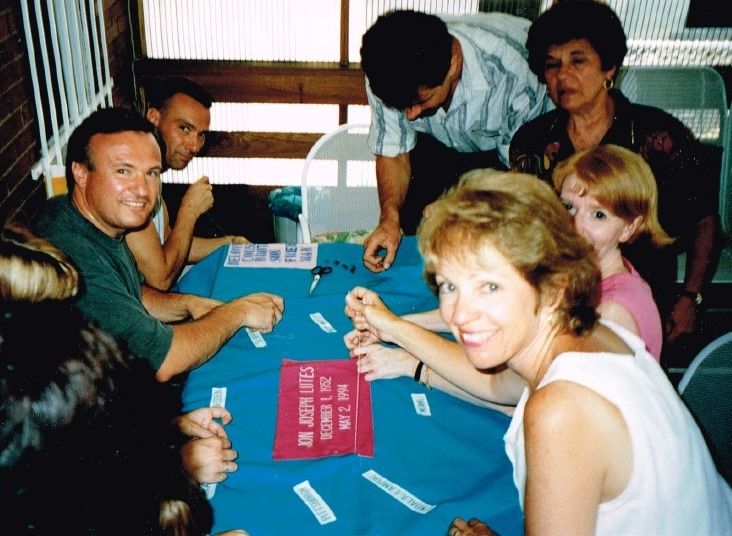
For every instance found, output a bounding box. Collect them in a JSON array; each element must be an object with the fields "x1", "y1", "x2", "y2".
[{"x1": 309, "y1": 265, "x2": 332, "y2": 295}]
